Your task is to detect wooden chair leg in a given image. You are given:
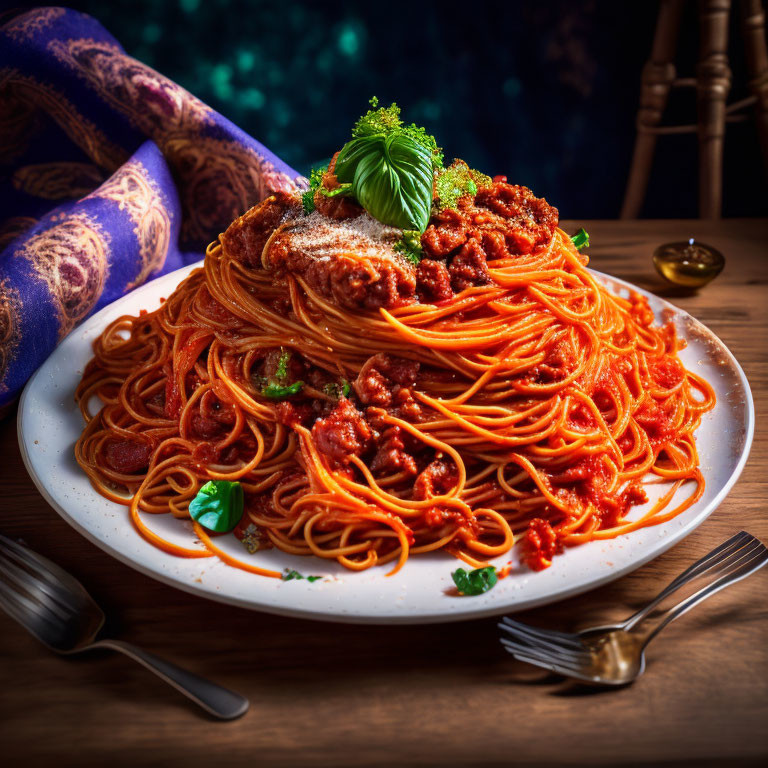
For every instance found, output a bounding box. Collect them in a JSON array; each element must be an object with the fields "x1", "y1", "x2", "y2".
[
  {"x1": 621, "y1": 0, "x2": 686, "y2": 219},
  {"x1": 739, "y1": 0, "x2": 768, "y2": 177},
  {"x1": 697, "y1": 0, "x2": 732, "y2": 219}
]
